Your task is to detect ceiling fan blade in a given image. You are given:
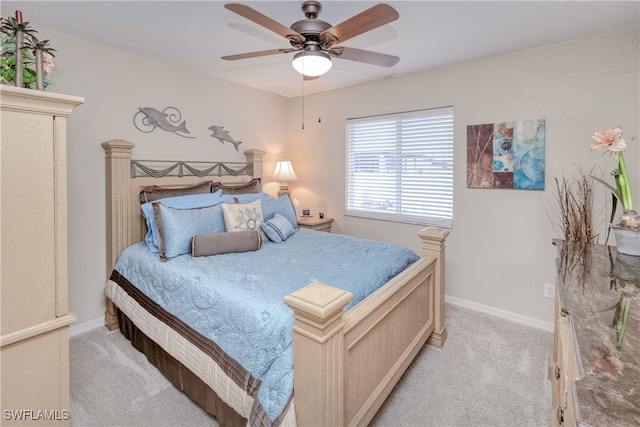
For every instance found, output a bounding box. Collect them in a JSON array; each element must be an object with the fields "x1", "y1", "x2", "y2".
[
  {"x1": 222, "y1": 48, "x2": 296, "y2": 61},
  {"x1": 225, "y1": 3, "x2": 305, "y2": 43},
  {"x1": 320, "y1": 4, "x2": 399, "y2": 47},
  {"x1": 329, "y1": 46, "x2": 399, "y2": 67}
]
